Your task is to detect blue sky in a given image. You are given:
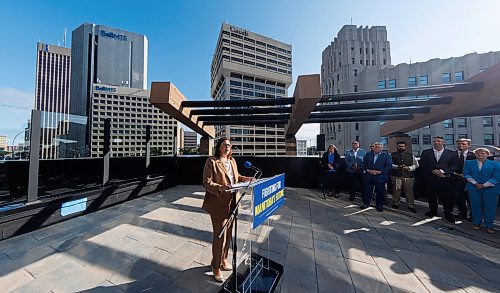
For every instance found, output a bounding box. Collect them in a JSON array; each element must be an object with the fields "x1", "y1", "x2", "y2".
[{"x1": 1, "y1": 0, "x2": 500, "y2": 145}]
